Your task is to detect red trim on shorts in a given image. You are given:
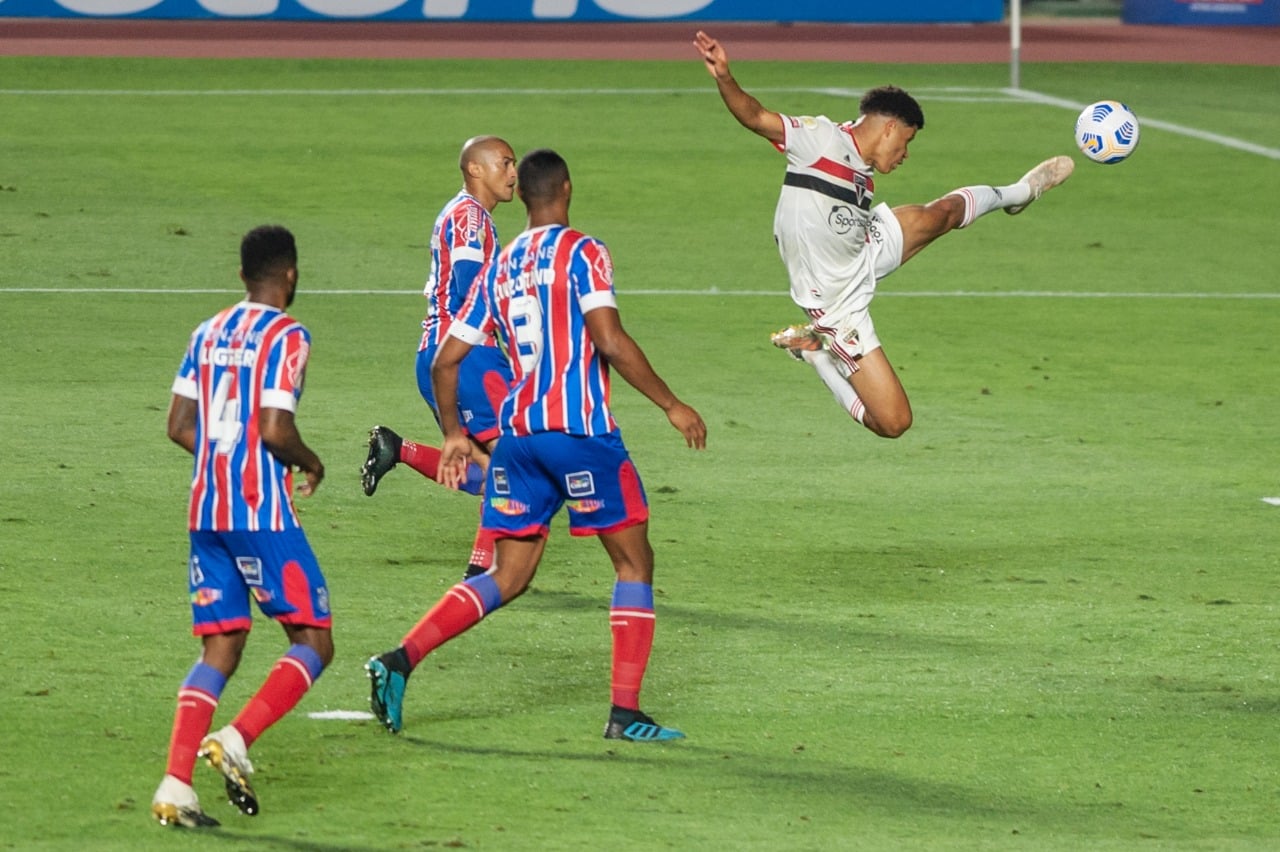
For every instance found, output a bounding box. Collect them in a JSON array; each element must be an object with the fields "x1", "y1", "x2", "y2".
[
  {"x1": 487, "y1": 523, "x2": 550, "y2": 540},
  {"x1": 569, "y1": 459, "x2": 649, "y2": 537},
  {"x1": 193, "y1": 616, "x2": 253, "y2": 637}
]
